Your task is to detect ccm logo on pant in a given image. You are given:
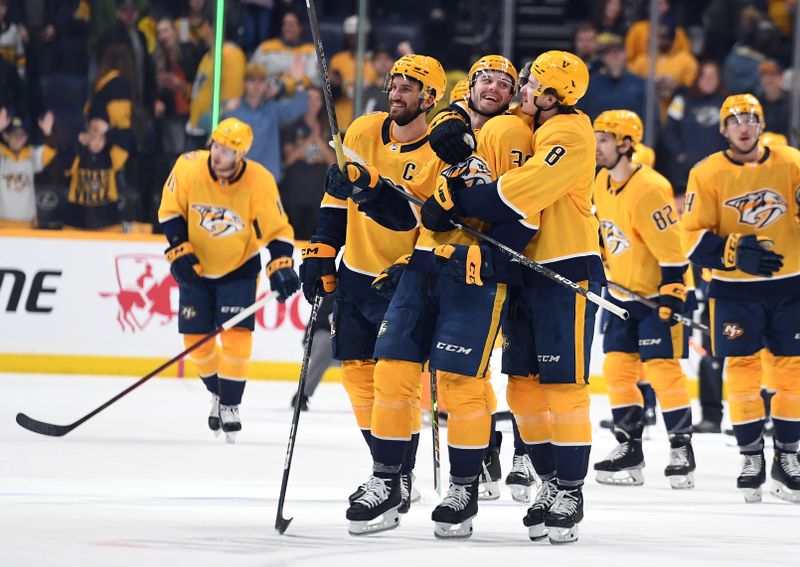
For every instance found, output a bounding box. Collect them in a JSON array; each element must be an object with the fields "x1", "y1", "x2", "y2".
[{"x1": 436, "y1": 342, "x2": 473, "y2": 355}]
